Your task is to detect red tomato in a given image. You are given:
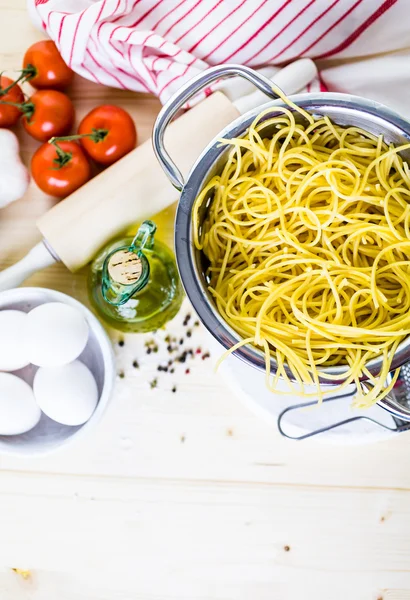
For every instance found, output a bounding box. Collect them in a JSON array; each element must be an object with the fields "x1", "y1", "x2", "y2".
[
  {"x1": 78, "y1": 105, "x2": 137, "y2": 166},
  {"x1": 22, "y1": 90, "x2": 75, "y2": 142},
  {"x1": 23, "y1": 40, "x2": 74, "y2": 90},
  {"x1": 31, "y1": 141, "x2": 91, "y2": 198},
  {"x1": 0, "y1": 76, "x2": 24, "y2": 127}
]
